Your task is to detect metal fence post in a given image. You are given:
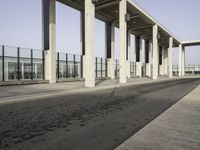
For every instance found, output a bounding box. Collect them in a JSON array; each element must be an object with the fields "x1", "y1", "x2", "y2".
[
  {"x1": 73, "y1": 54, "x2": 76, "y2": 78},
  {"x1": 105, "y1": 58, "x2": 107, "y2": 78},
  {"x1": 57, "y1": 52, "x2": 60, "y2": 79},
  {"x1": 2, "y1": 46, "x2": 5, "y2": 81},
  {"x1": 42, "y1": 50, "x2": 45, "y2": 80},
  {"x1": 101, "y1": 58, "x2": 103, "y2": 78},
  {"x1": 17, "y1": 47, "x2": 20, "y2": 80},
  {"x1": 31, "y1": 49, "x2": 33, "y2": 80},
  {"x1": 81, "y1": 55, "x2": 83, "y2": 78},
  {"x1": 115, "y1": 60, "x2": 117, "y2": 77},
  {"x1": 66, "y1": 53, "x2": 68, "y2": 78},
  {"x1": 96, "y1": 57, "x2": 98, "y2": 78}
]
